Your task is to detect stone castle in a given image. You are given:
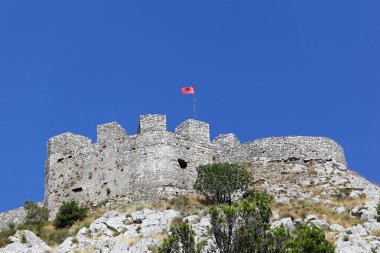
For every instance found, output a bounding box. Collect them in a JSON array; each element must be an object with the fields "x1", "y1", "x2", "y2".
[{"x1": 45, "y1": 114, "x2": 347, "y2": 217}]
